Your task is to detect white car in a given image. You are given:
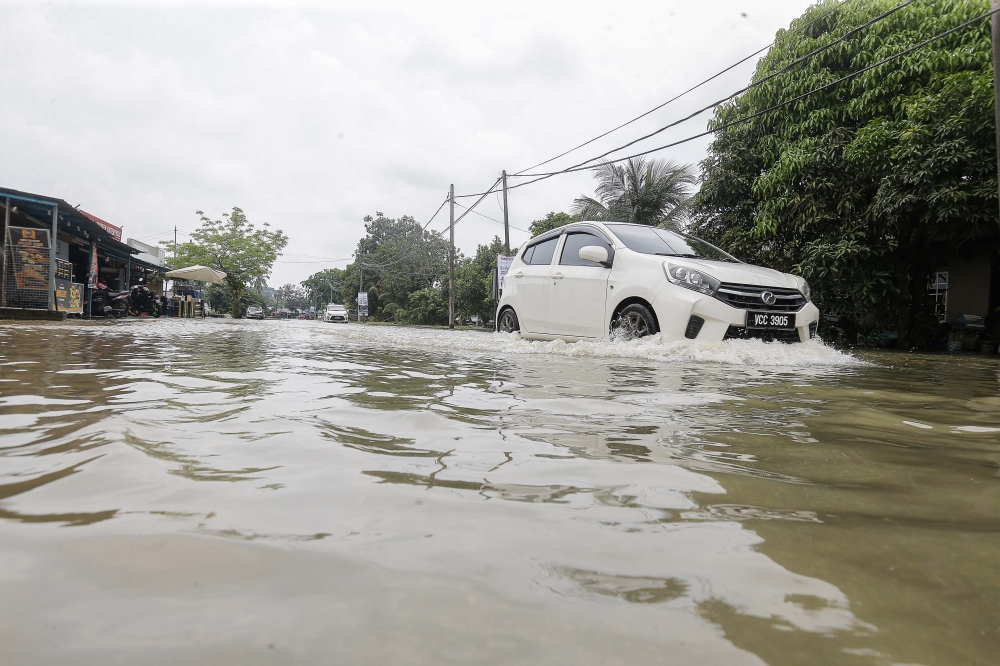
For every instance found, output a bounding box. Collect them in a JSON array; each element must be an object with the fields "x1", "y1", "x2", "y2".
[
  {"x1": 323, "y1": 303, "x2": 349, "y2": 323},
  {"x1": 245, "y1": 305, "x2": 264, "y2": 320},
  {"x1": 495, "y1": 221, "x2": 820, "y2": 343}
]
